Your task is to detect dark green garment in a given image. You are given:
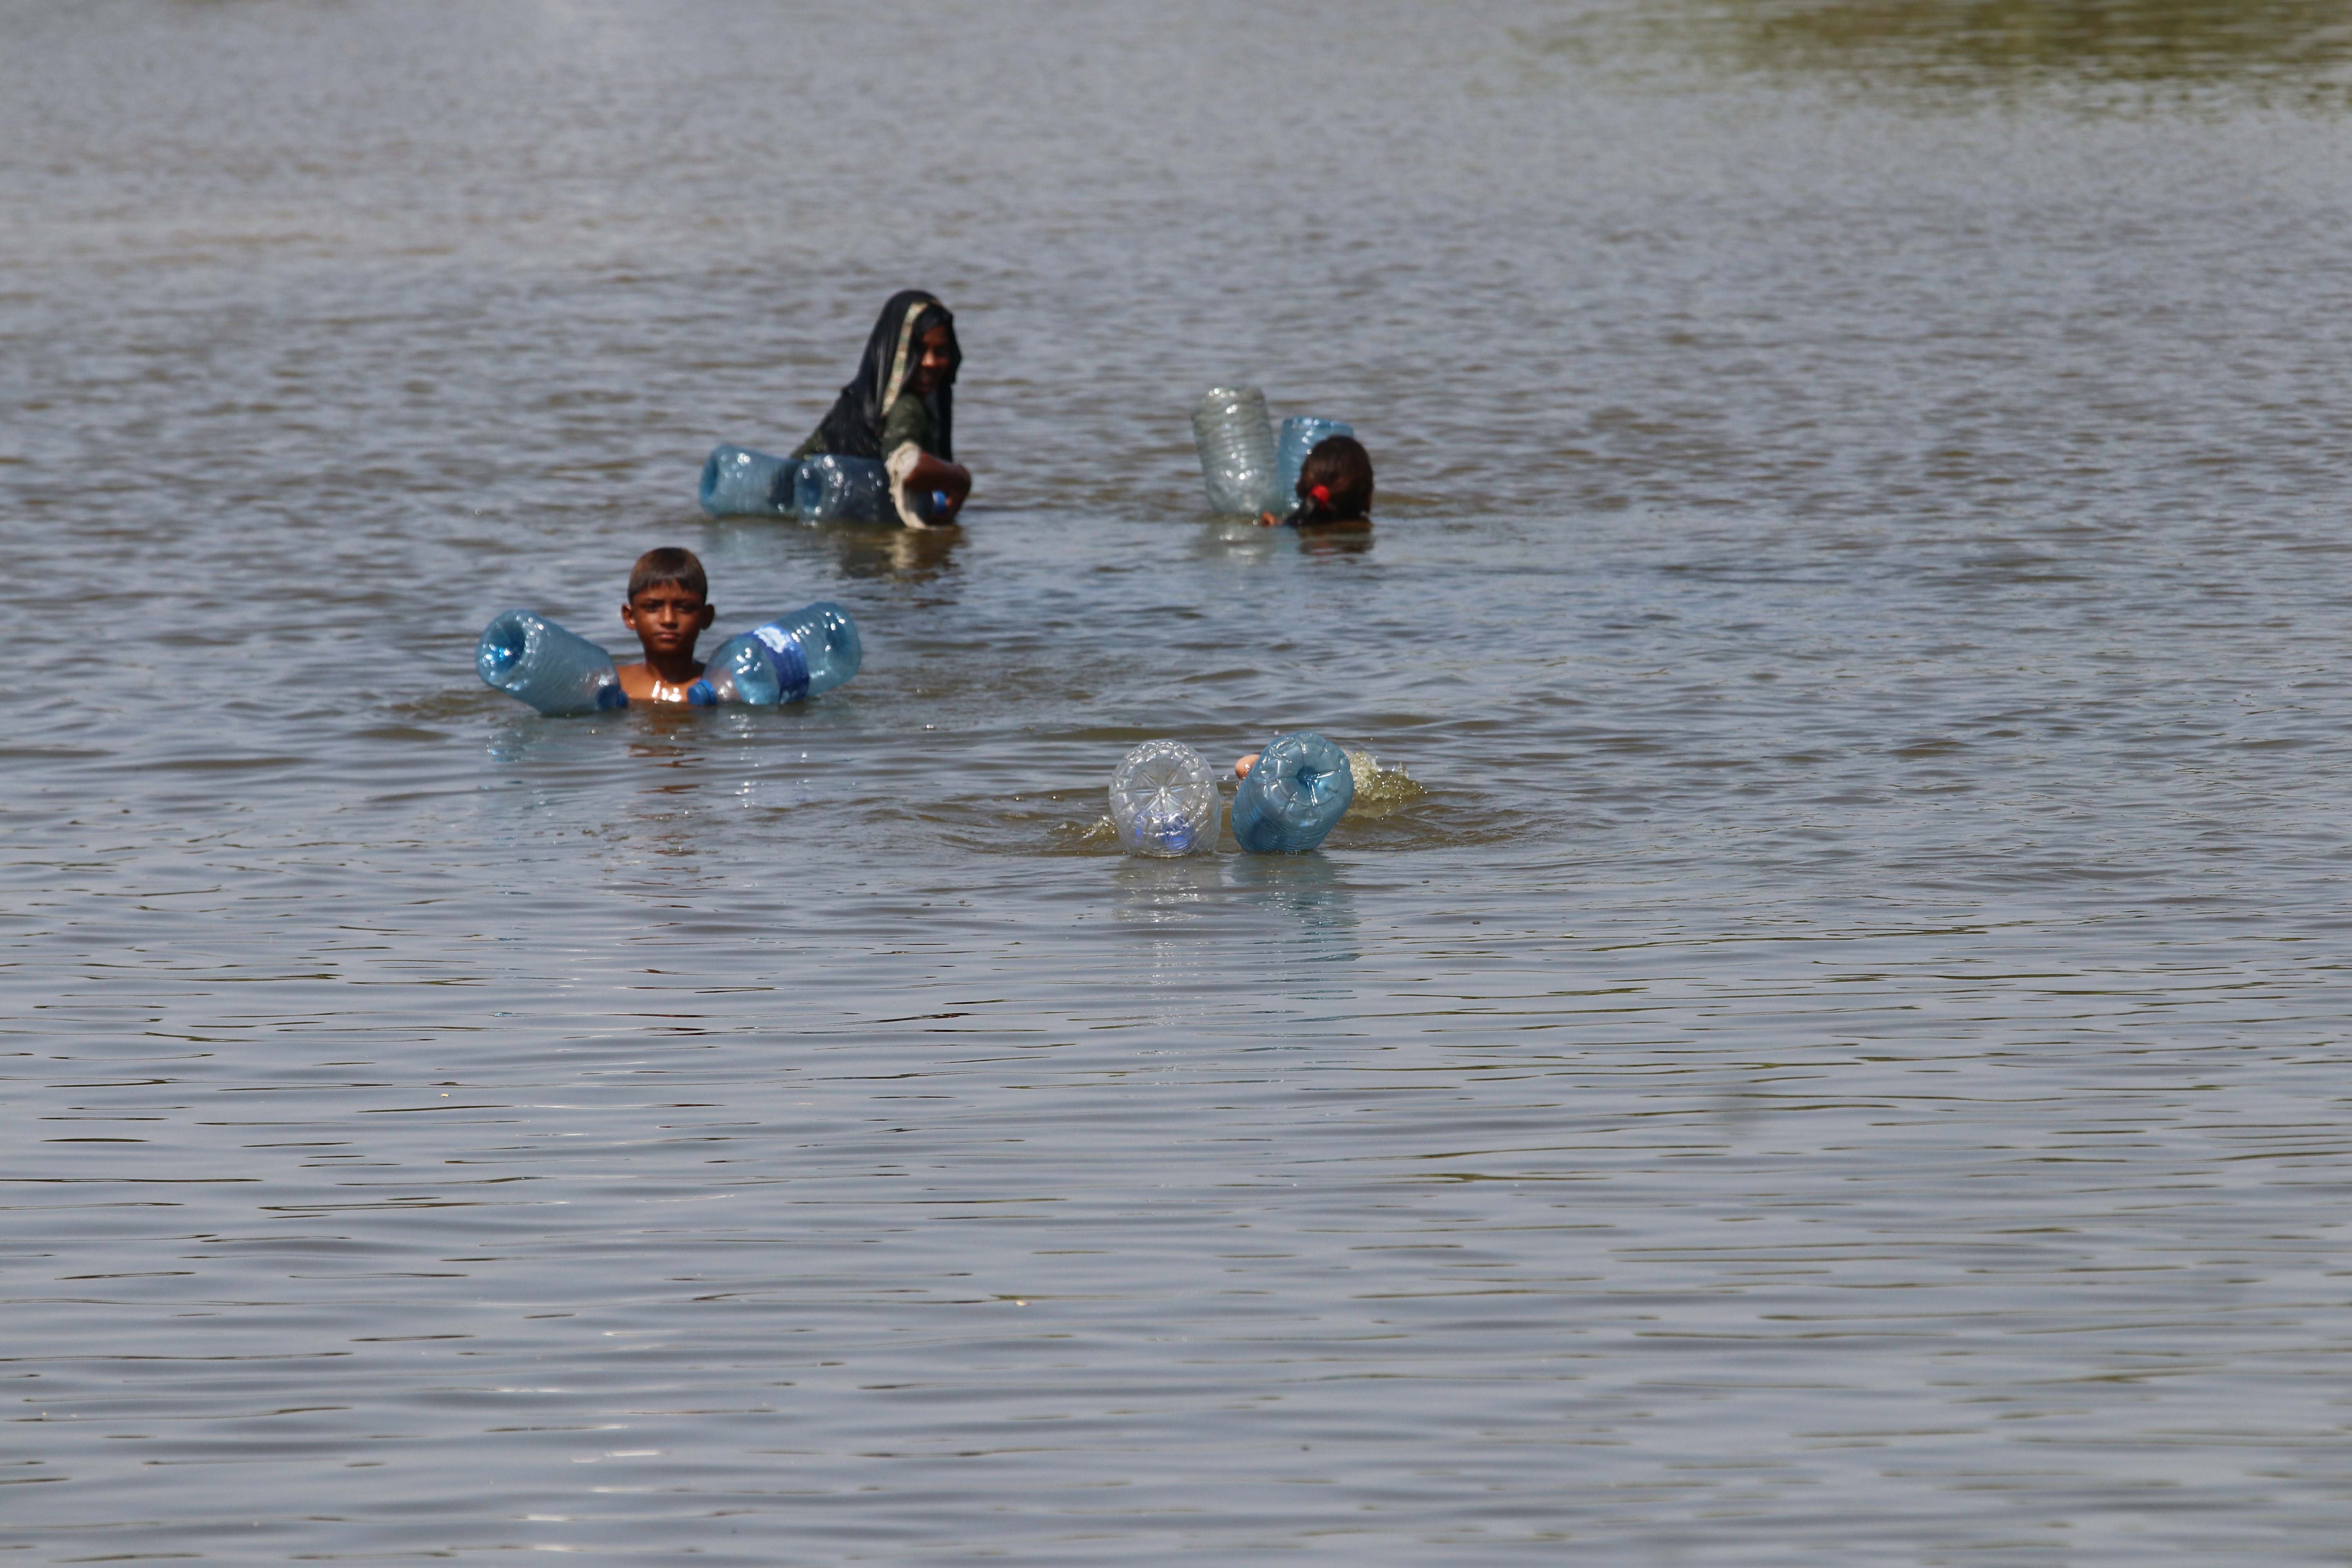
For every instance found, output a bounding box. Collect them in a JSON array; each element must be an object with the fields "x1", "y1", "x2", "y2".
[{"x1": 791, "y1": 392, "x2": 937, "y2": 463}]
